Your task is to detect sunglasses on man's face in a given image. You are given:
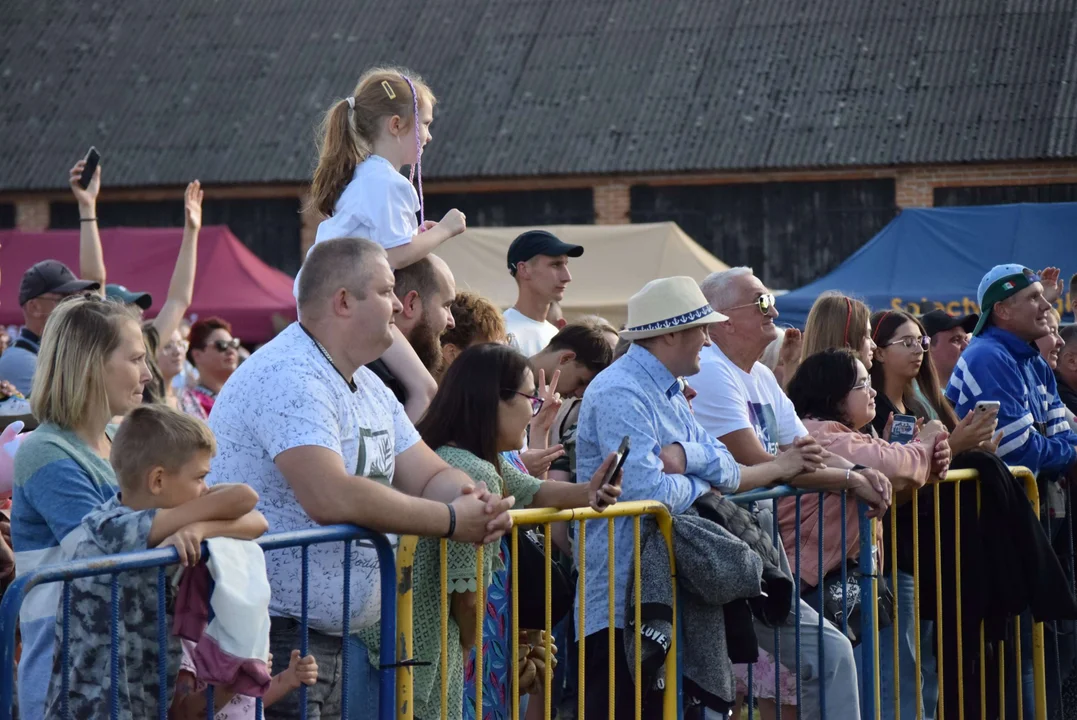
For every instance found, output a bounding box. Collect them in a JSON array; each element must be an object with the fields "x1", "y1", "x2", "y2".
[
  {"x1": 725, "y1": 293, "x2": 776, "y2": 315},
  {"x1": 210, "y1": 338, "x2": 241, "y2": 352}
]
